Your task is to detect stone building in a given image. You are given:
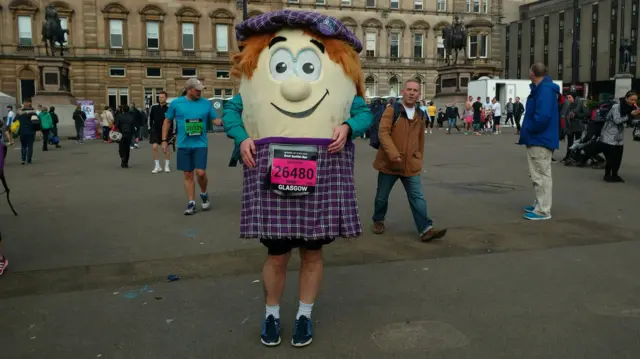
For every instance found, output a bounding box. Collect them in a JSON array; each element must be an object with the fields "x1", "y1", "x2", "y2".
[
  {"x1": 0, "y1": 0, "x2": 505, "y2": 108},
  {"x1": 503, "y1": 0, "x2": 640, "y2": 97}
]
